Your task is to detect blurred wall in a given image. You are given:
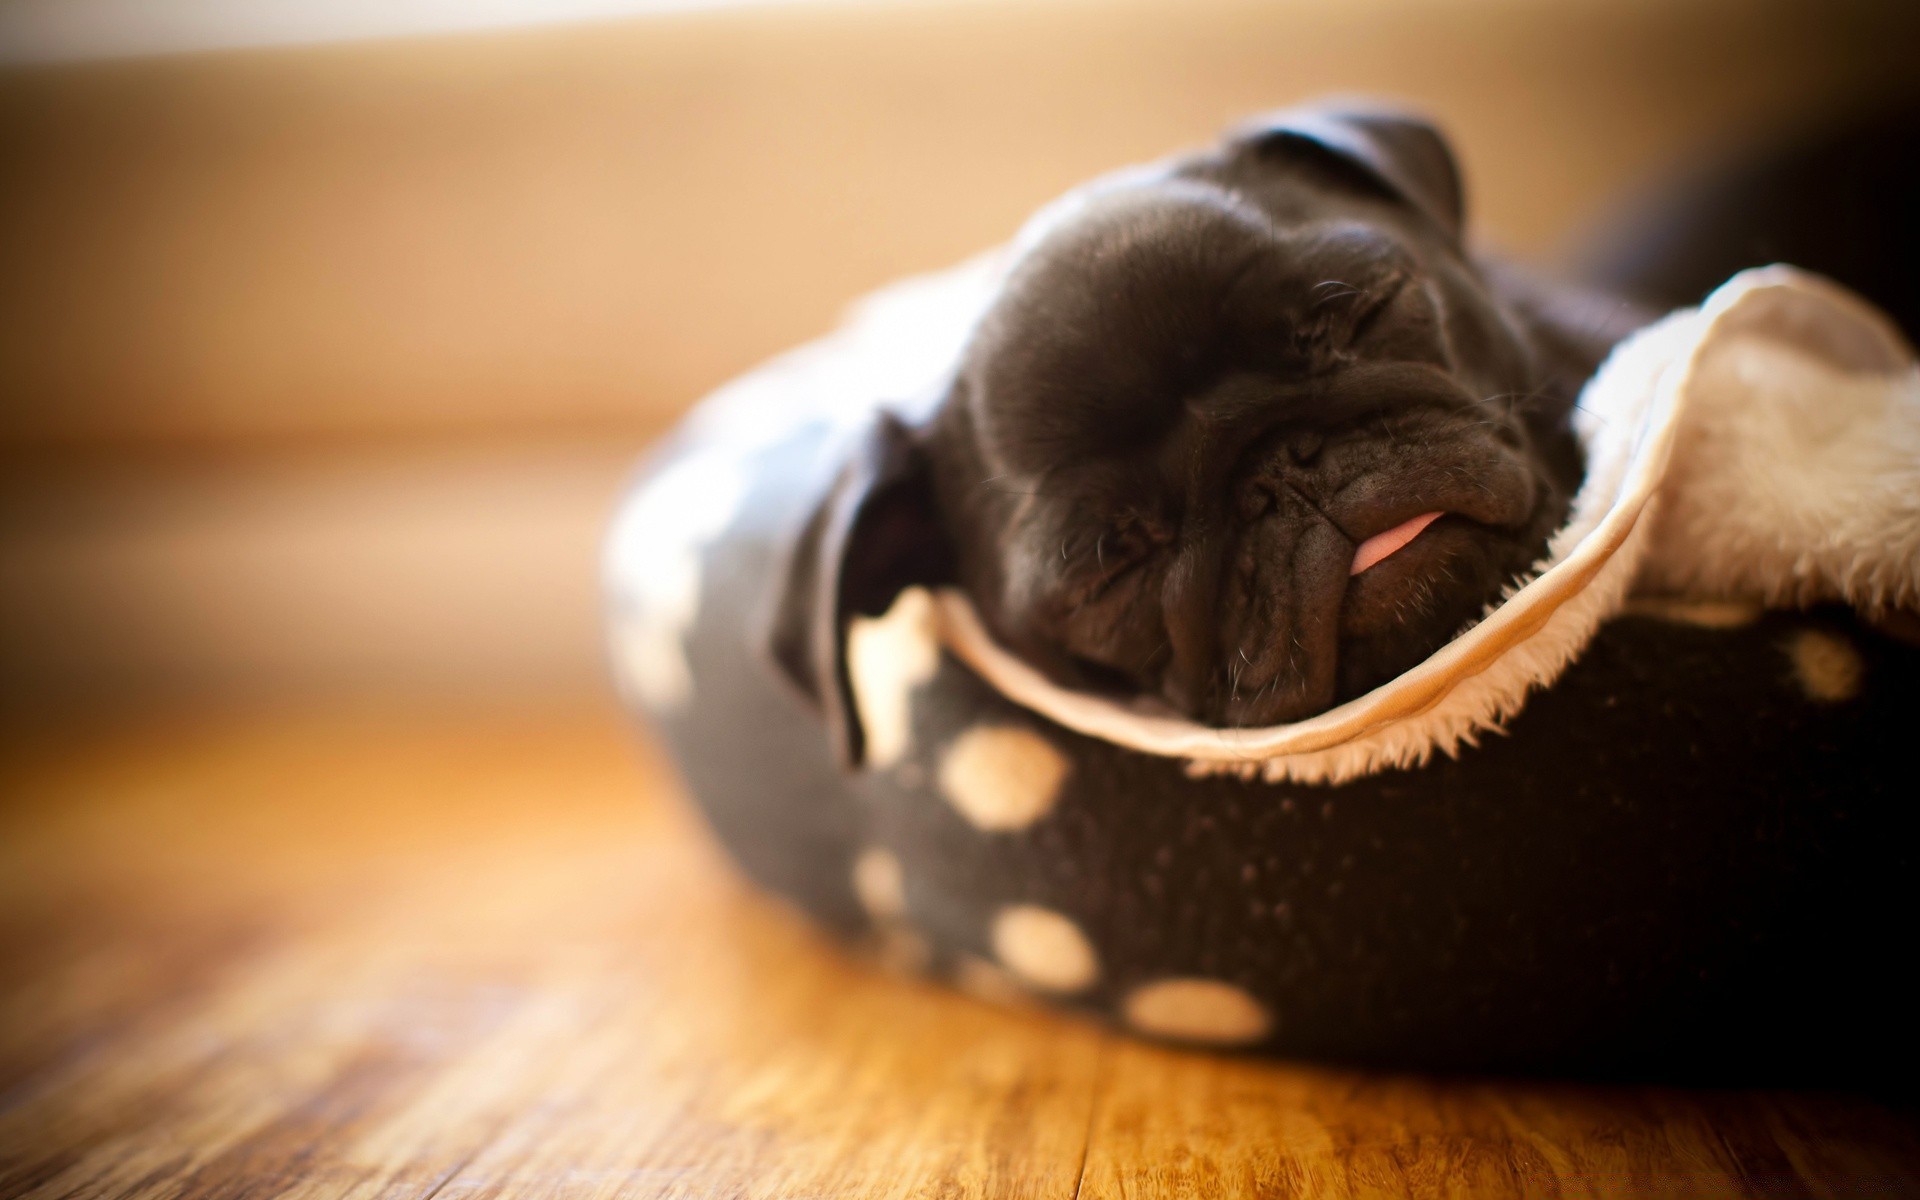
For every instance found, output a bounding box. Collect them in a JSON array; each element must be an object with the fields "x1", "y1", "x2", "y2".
[{"x1": 2, "y1": 0, "x2": 1916, "y2": 707}]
